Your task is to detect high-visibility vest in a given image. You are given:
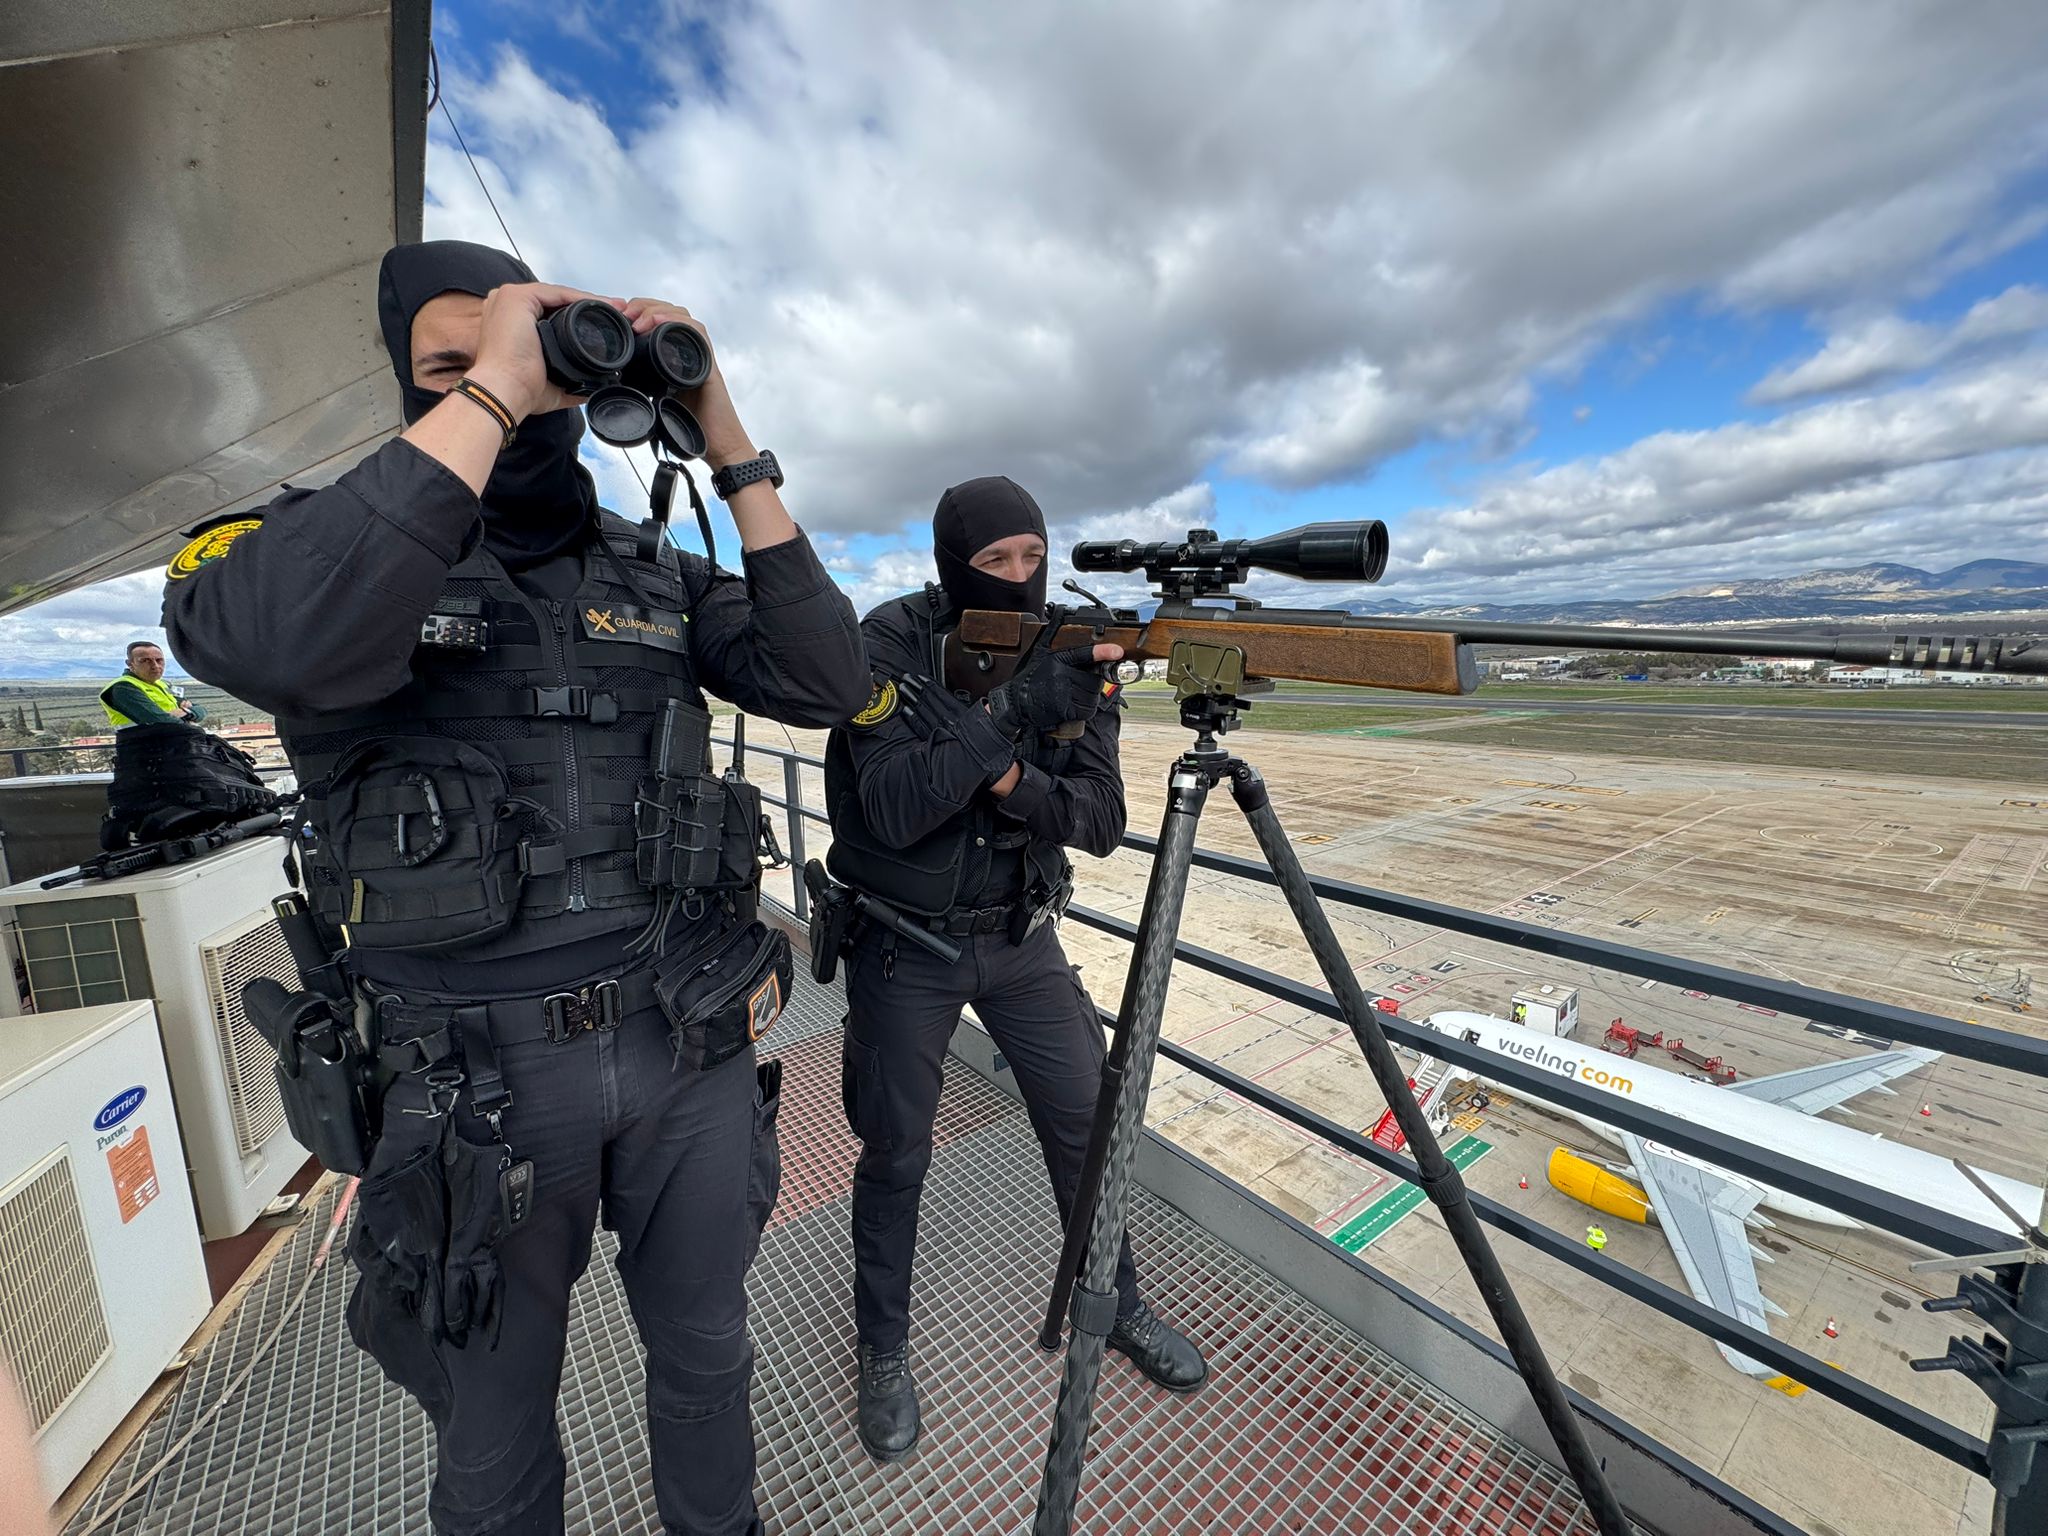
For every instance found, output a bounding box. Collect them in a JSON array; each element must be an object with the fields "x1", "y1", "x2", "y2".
[
  {"x1": 100, "y1": 671, "x2": 182, "y2": 727},
  {"x1": 1586, "y1": 1226, "x2": 1609, "y2": 1250}
]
